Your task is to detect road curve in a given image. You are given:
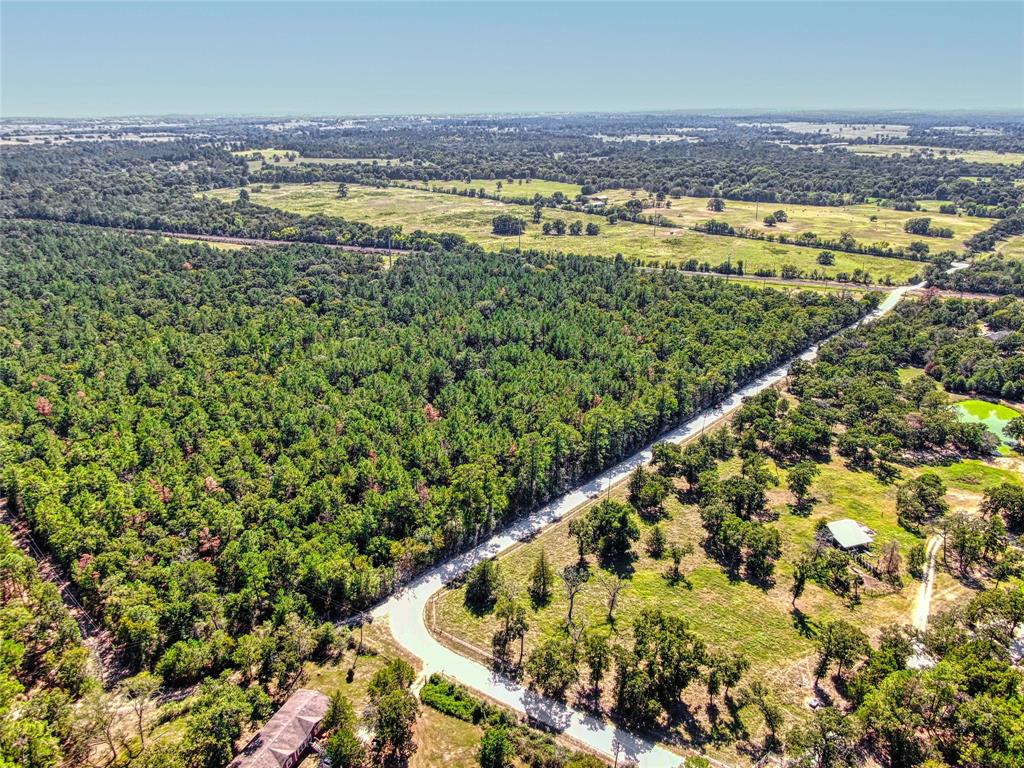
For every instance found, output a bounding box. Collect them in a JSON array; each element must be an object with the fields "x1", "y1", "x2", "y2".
[{"x1": 368, "y1": 277, "x2": 938, "y2": 768}]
